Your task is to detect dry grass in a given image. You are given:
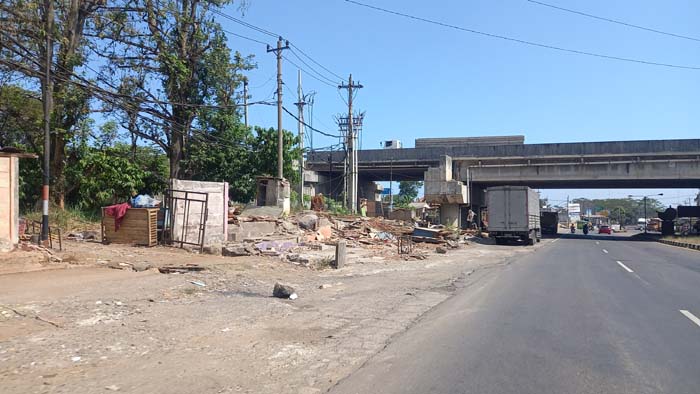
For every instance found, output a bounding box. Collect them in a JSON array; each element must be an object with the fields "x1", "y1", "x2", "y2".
[
  {"x1": 23, "y1": 207, "x2": 101, "y2": 233},
  {"x1": 663, "y1": 235, "x2": 700, "y2": 245}
]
